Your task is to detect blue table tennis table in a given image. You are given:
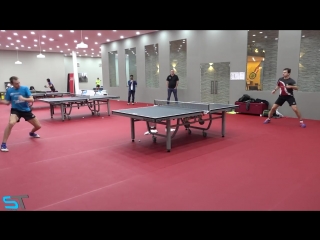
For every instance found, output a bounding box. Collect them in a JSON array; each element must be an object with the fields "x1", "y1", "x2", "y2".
[
  {"x1": 30, "y1": 91, "x2": 72, "y2": 107},
  {"x1": 38, "y1": 95, "x2": 120, "y2": 121},
  {"x1": 112, "y1": 100, "x2": 238, "y2": 152}
]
